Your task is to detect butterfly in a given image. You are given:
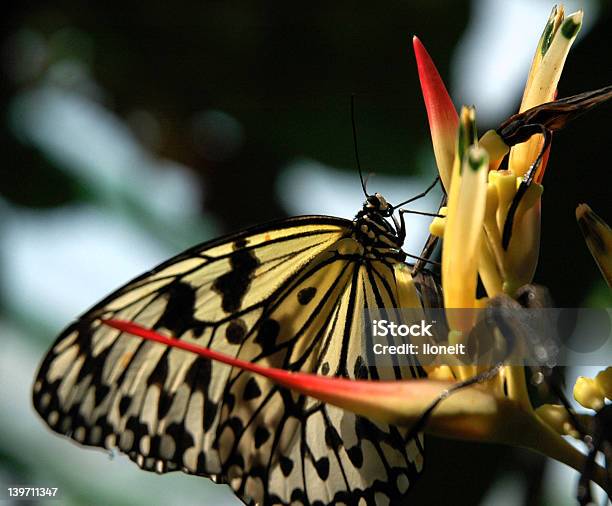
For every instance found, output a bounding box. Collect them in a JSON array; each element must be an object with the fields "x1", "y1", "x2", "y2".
[{"x1": 32, "y1": 175, "x2": 444, "y2": 505}]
